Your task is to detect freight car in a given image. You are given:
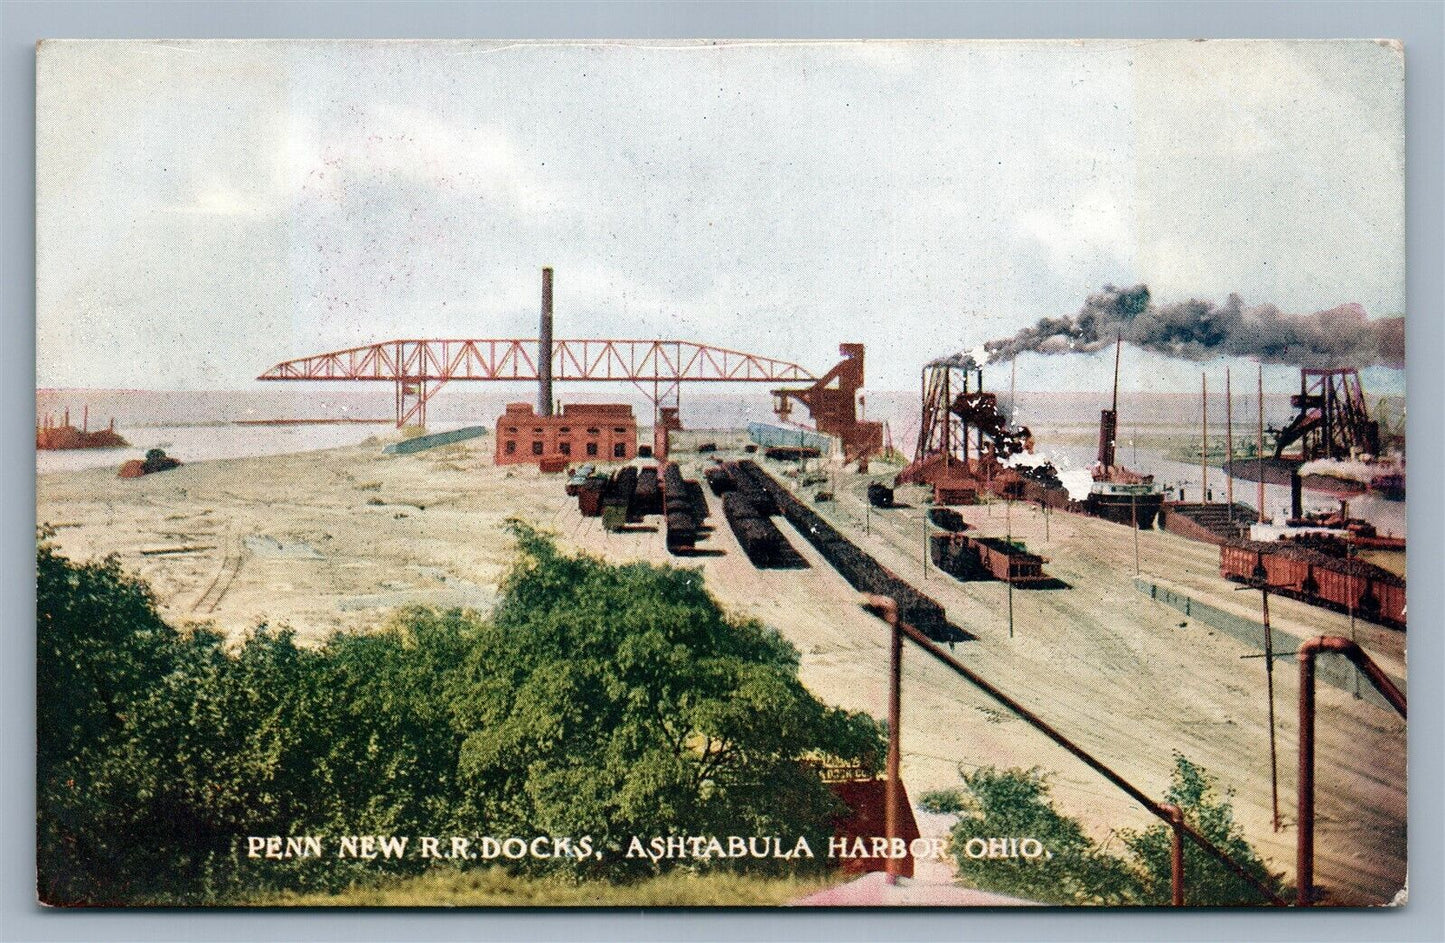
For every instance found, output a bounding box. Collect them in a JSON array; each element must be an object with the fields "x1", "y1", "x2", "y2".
[
  {"x1": 633, "y1": 466, "x2": 661, "y2": 517},
  {"x1": 736, "y1": 461, "x2": 963, "y2": 642},
  {"x1": 601, "y1": 466, "x2": 639, "y2": 531},
  {"x1": 662, "y1": 462, "x2": 697, "y2": 554},
  {"x1": 722, "y1": 492, "x2": 790, "y2": 567},
  {"x1": 704, "y1": 465, "x2": 735, "y2": 496},
  {"x1": 577, "y1": 477, "x2": 608, "y2": 517},
  {"x1": 1220, "y1": 540, "x2": 1406, "y2": 629},
  {"x1": 723, "y1": 461, "x2": 777, "y2": 516},
  {"x1": 930, "y1": 533, "x2": 1050, "y2": 584},
  {"x1": 927, "y1": 507, "x2": 967, "y2": 532},
  {"x1": 866, "y1": 482, "x2": 895, "y2": 508},
  {"x1": 764, "y1": 446, "x2": 821, "y2": 462}
]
